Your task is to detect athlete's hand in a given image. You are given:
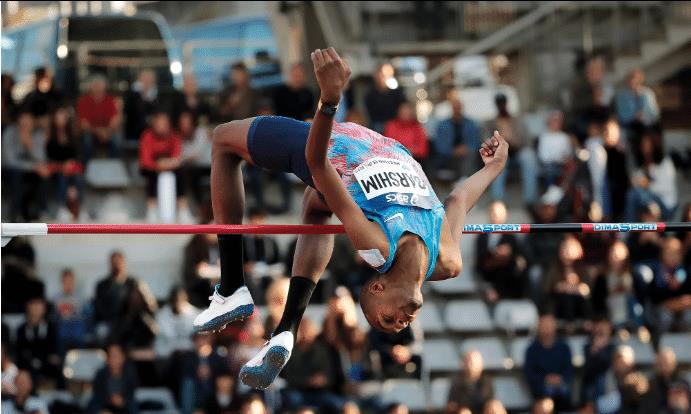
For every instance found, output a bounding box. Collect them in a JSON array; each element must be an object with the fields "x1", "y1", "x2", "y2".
[
  {"x1": 311, "y1": 47, "x2": 351, "y2": 104},
  {"x1": 480, "y1": 130, "x2": 509, "y2": 171}
]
